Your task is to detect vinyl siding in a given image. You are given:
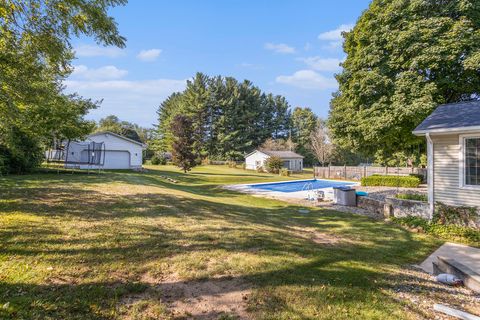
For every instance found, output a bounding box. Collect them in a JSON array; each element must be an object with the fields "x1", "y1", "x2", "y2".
[
  {"x1": 432, "y1": 134, "x2": 480, "y2": 208},
  {"x1": 245, "y1": 151, "x2": 268, "y2": 170}
]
